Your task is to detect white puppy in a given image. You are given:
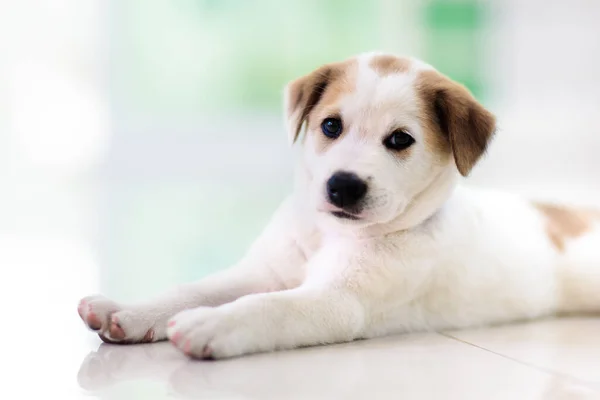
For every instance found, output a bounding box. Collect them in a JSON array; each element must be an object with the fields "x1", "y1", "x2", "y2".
[{"x1": 78, "y1": 53, "x2": 600, "y2": 359}]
